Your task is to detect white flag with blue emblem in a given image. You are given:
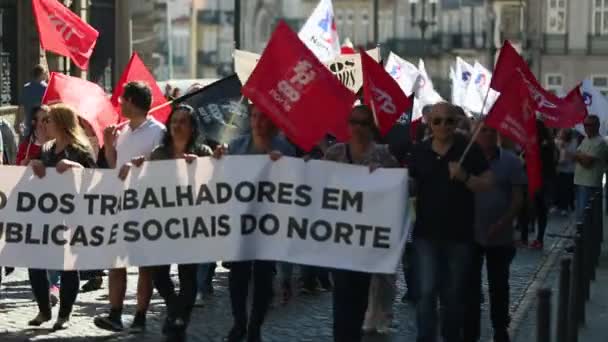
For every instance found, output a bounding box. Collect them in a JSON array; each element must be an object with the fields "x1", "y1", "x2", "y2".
[
  {"x1": 452, "y1": 57, "x2": 474, "y2": 107},
  {"x1": 462, "y1": 61, "x2": 499, "y2": 114},
  {"x1": 412, "y1": 59, "x2": 444, "y2": 121},
  {"x1": 576, "y1": 80, "x2": 608, "y2": 136},
  {"x1": 384, "y1": 52, "x2": 421, "y2": 96},
  {"x1": 298, "y1": 0, "x2": 341, "y2": 62}
]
